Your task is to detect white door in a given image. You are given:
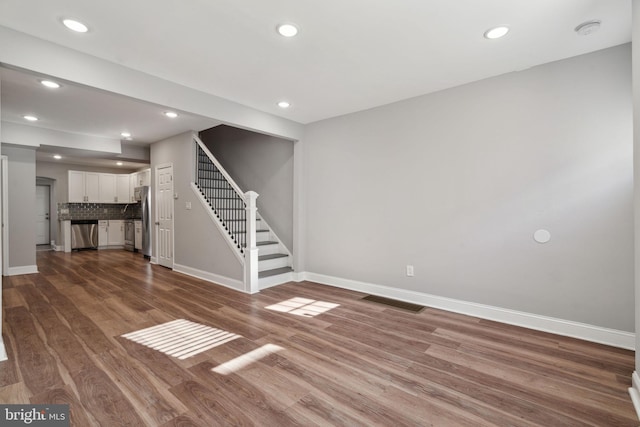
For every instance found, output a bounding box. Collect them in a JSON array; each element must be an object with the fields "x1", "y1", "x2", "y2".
[
  {"x1": 156, "y1": 165, "x2": 174, "y2": 268},
  {"x1": 36, "y1": 185, "x2": 50, "y2": 245}
]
